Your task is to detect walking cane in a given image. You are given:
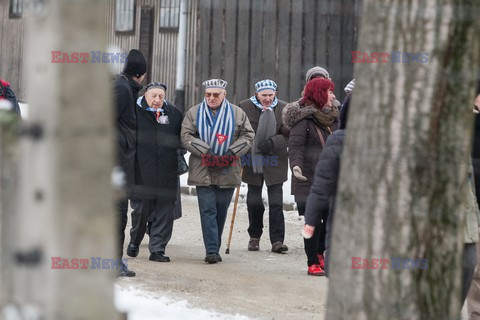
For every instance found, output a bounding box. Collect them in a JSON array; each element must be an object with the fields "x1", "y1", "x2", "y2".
[{"x1": 225, "y1": 181, "x2": 241, "y2": 254}]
